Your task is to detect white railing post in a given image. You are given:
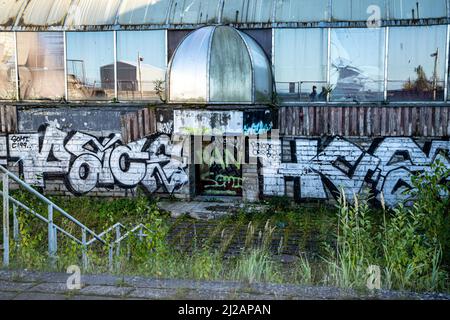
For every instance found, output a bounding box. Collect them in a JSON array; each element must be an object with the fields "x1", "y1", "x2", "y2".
[
  {"x1": 53, "y1": 226, "x2": 58, "y2": 255},
  {"x1": 115, "y1": 224, "x2": 121, "y2": 257},
  {"x1": 2, "y1": 173, "x2": 9, "y2": 267},
  {"x1": 82, "y1": 229, "x2": 87, "y2": 270},
  {"x1": 139, "y1": 226, "x2": 143, "y2": 241},
  {"x1": 108, "y1": 243, "x2": 114, "y2": 272},
  {"x1": 48, "y1": 205, "x2": 55, "y2": 257},
  {"x1": 12, "y1": 204, "x2": 18, "y2": 242},
  {"x1": 48, "y1": 204, "x2": 57, "y2": 268}
]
